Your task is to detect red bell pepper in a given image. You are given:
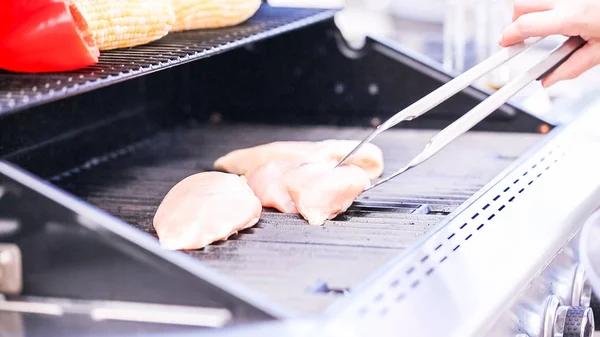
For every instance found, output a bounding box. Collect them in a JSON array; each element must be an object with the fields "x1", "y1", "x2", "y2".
[{"x1": 0, "y1": 0, "x2": 100, "y2": 73}]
